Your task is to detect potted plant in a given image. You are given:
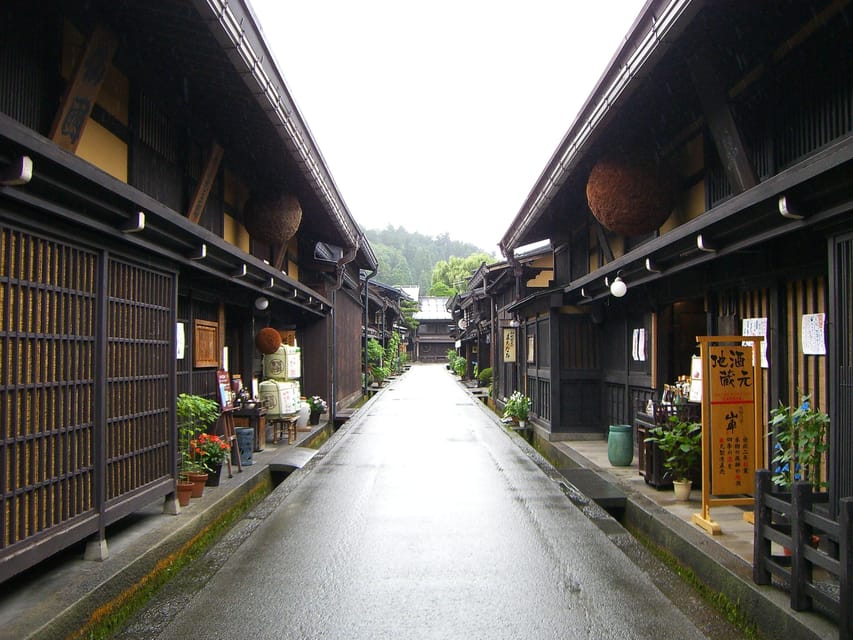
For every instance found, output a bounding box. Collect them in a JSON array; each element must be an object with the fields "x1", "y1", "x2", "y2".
[
  {"x1": 503, "y1": 391, "x2": 532, "y2": 428},
  {"x1": 307, "y1": 395, "x2": 328, "y2": 425},
  {"x1": 176, "y1": 394, "x2": 221, "y2": 497},
  {"x1": 768, "y1": 394, "x2": 829, "y2": 491},
  {"x1": 477, "y1": 367, "x2": 492, "y2": 388},
  {"x1": 646, "y1": 415, "x2": 702, "y2": 500},
  {"x1": 191, "y1": 432, "x2": 231, "y2": 486}
]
